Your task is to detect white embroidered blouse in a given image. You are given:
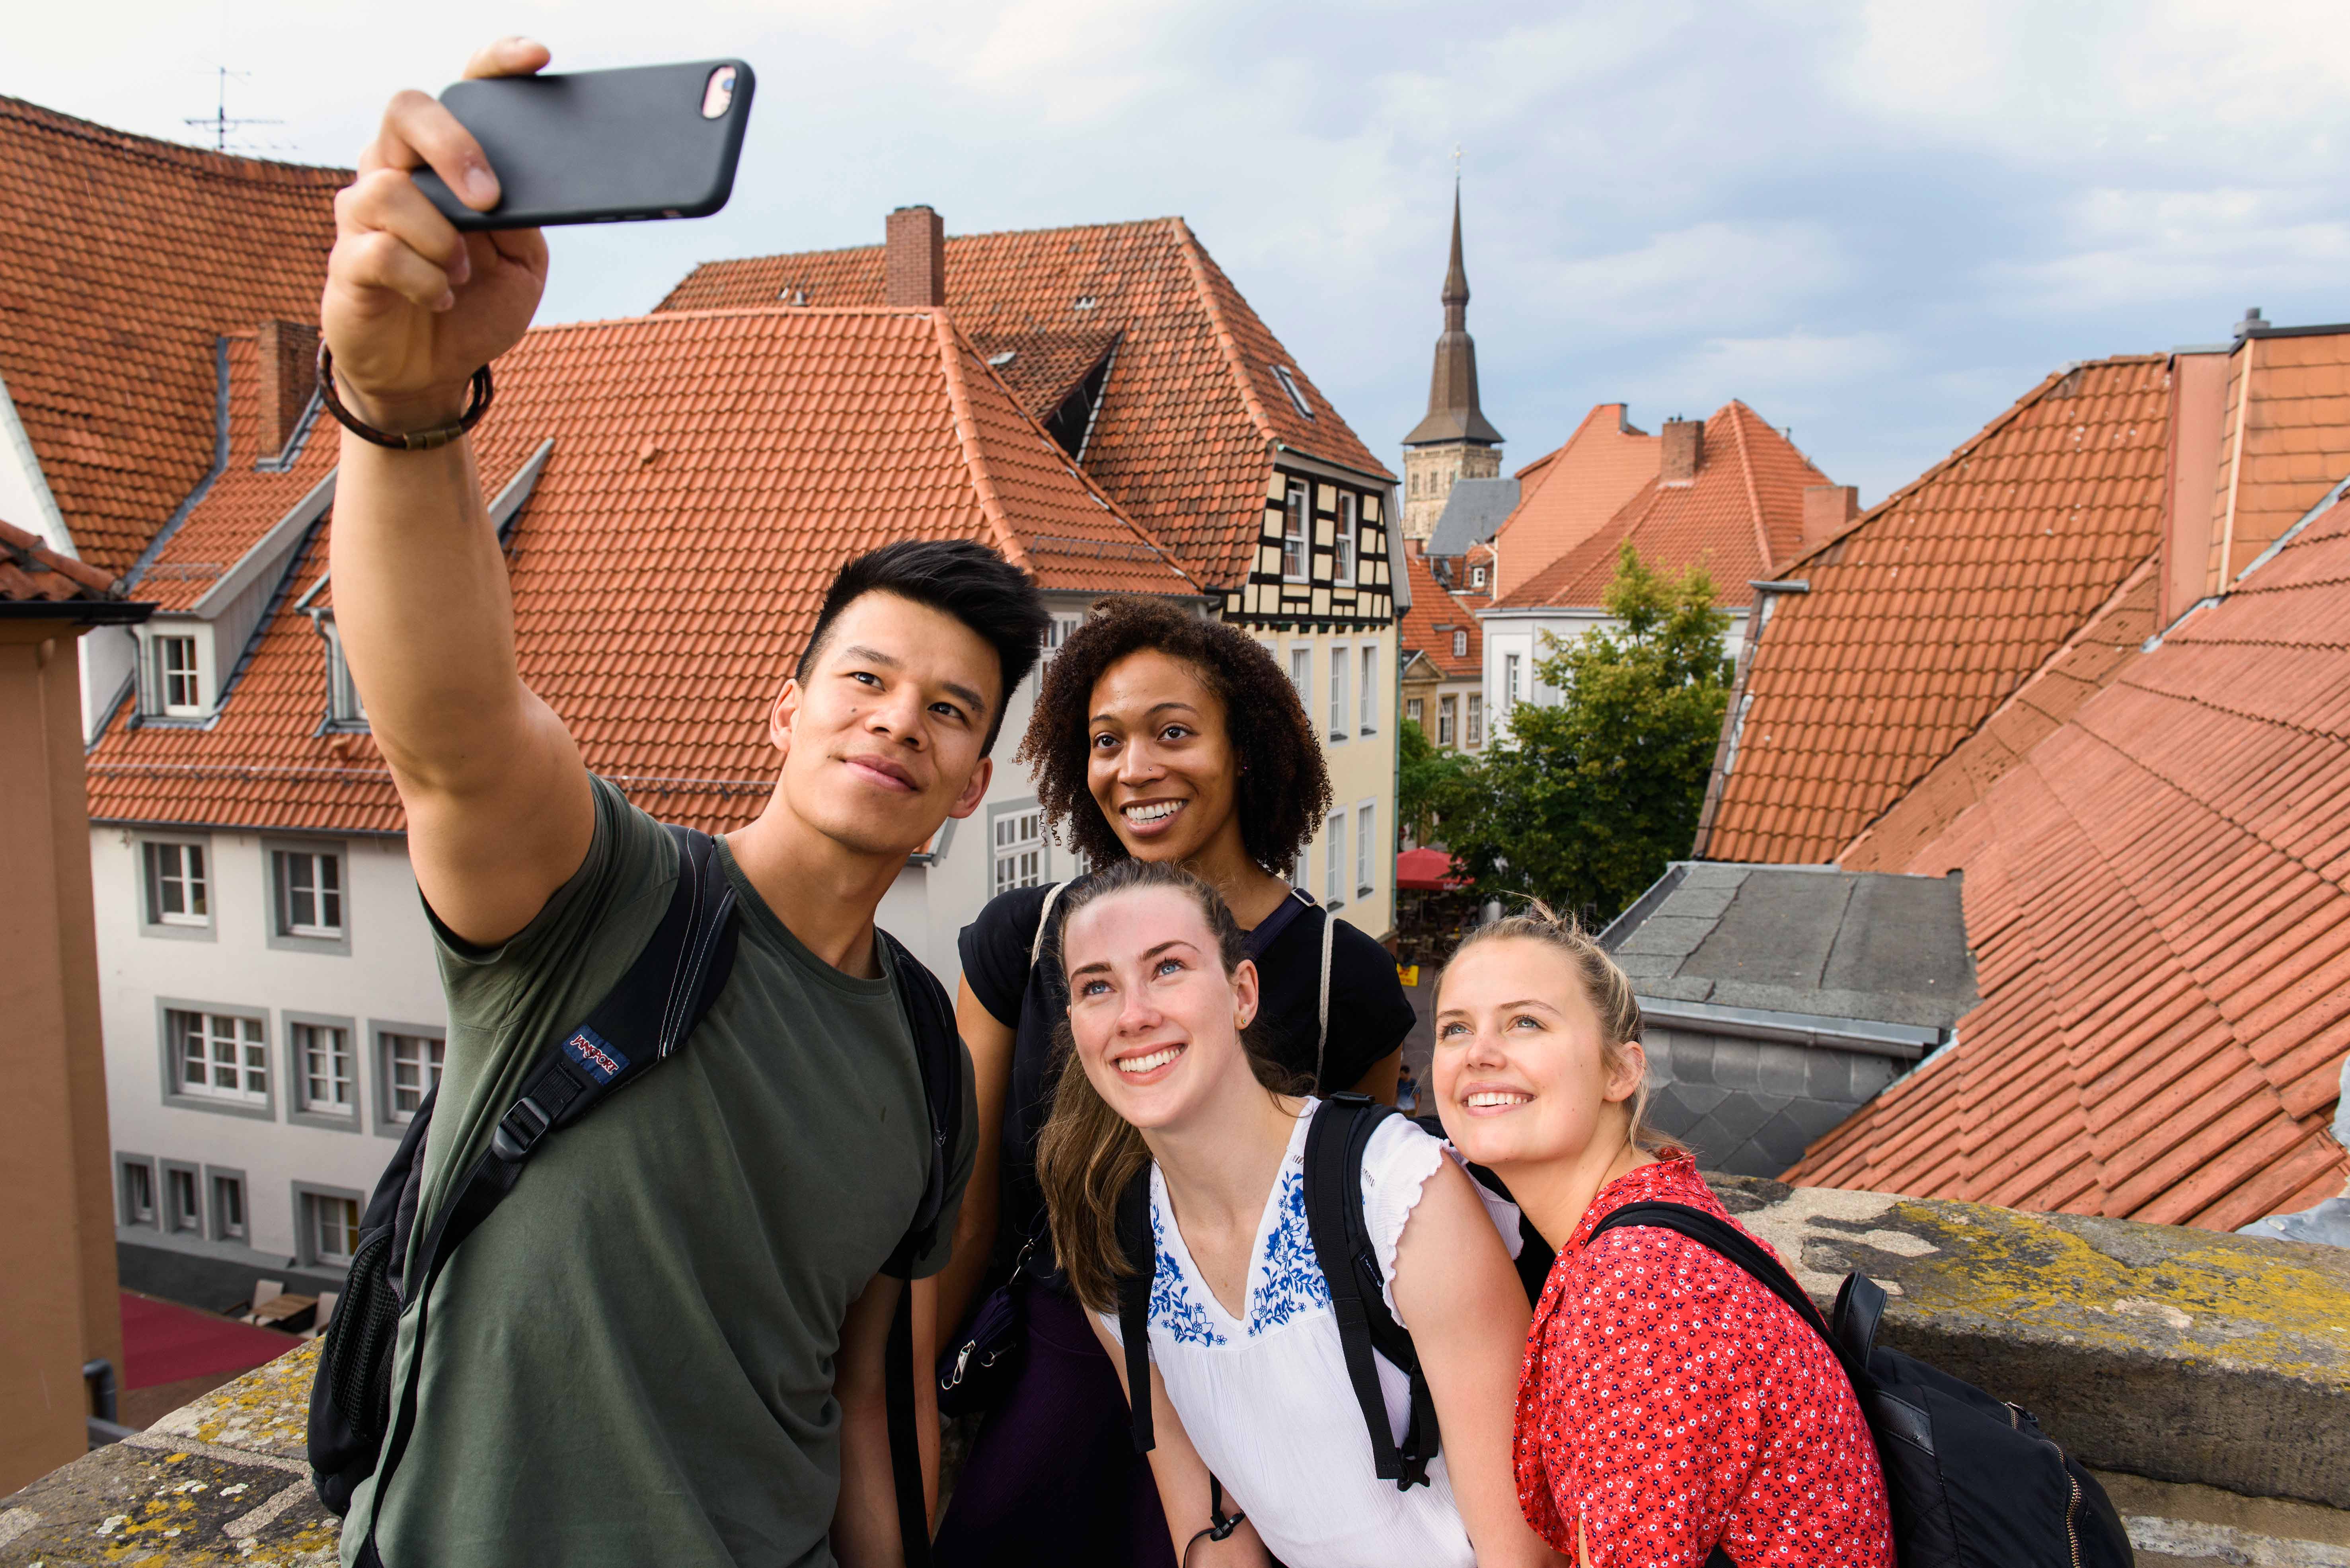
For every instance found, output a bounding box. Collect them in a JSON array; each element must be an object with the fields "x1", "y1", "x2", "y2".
[{"x1": 1100, "y1": 1097, "x2": 1523, "y2": 1568}]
